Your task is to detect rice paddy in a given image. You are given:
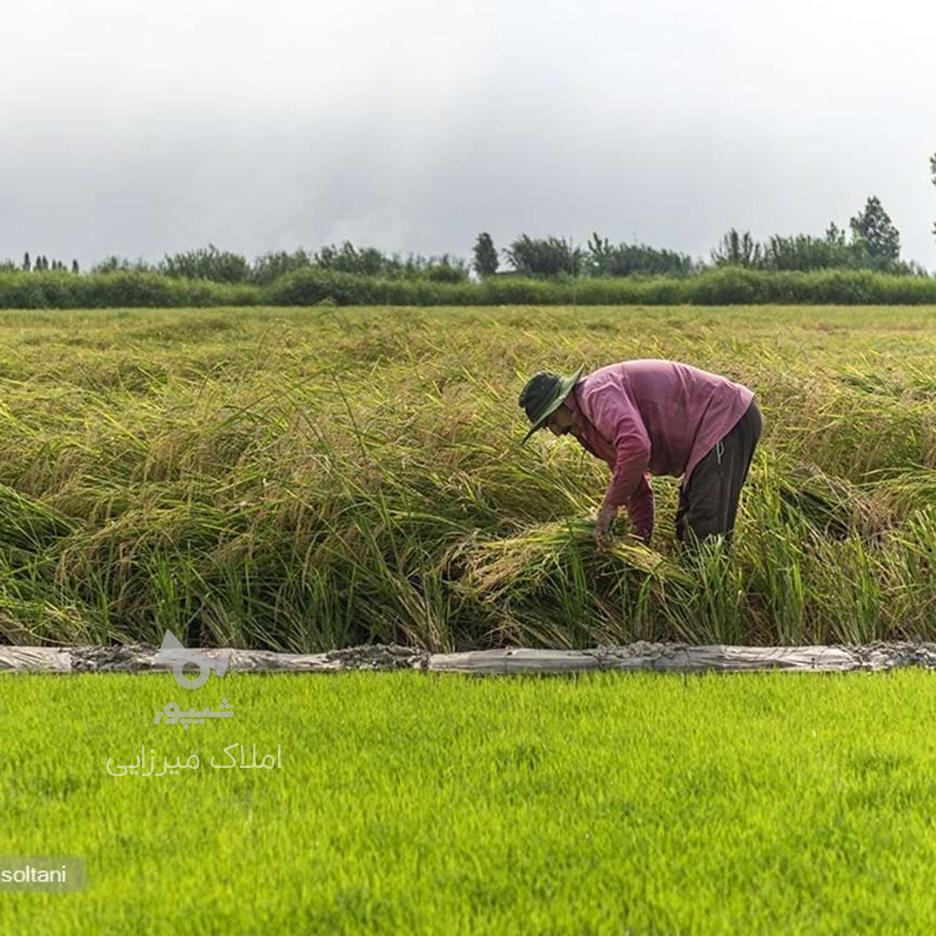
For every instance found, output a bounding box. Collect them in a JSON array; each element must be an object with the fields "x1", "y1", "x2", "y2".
[
  {"x1": 0, "y1": 304, "x2": 933, "y2": 651},
  {"x1": 0, "y1": 669, "x2": 934, "y2": 933}
]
